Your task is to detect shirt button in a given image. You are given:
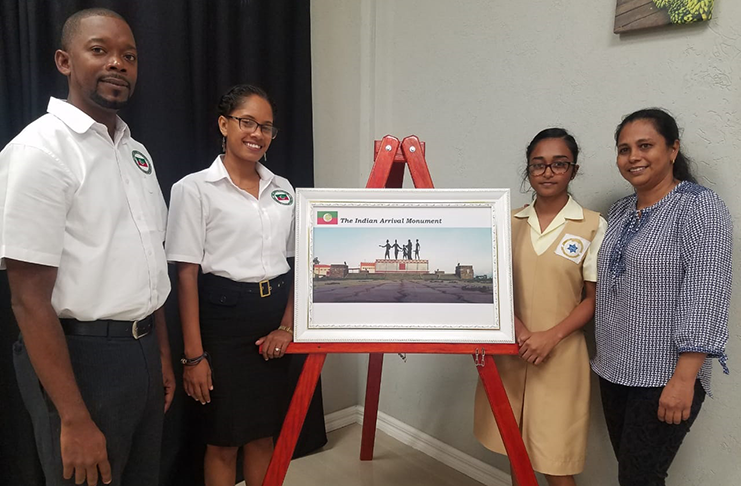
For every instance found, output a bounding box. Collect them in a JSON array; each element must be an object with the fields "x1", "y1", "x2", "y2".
[{"x1": 219, "y1": 296, "x2": 227, "y2": 303}]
